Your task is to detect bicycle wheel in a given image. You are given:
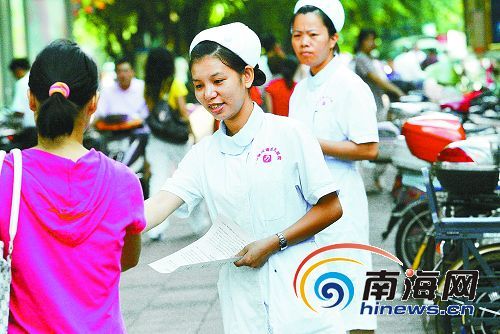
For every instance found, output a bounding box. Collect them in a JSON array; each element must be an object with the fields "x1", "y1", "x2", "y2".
[
  {"x1": 395, "y1": 201, "x2": 435, "y2": 270},
  {"x1": 435, "y1": 245, "x2": 500, "y2": 334}
]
